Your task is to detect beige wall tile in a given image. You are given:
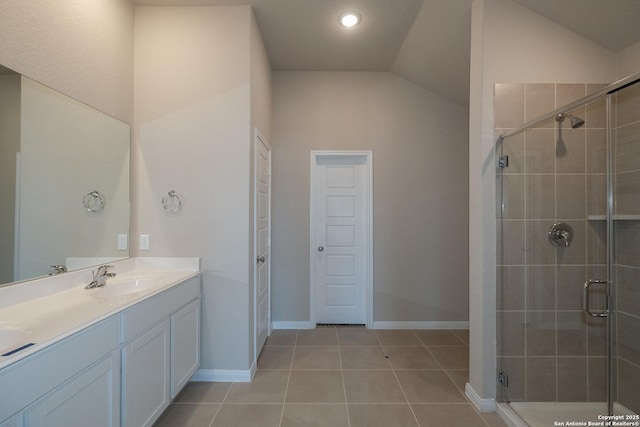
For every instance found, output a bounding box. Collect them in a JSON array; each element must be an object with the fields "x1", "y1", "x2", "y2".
[
  {"x1": 557, "y1": 128, "x2": 586, "y2": 173},
  {"x1": 525, "y1": 129, "x2": 555, "y2": 173},
  {"x1": 498, "y1": 174, "x2": 525, "y2": 219},
  {"x1": 497, "y1": 311, "x2": 525, "y2": 357},
  {"x1": 526, "y1": 311, "x2": 556, "y2": 356},
  {"x1": 495, "y1": 84, "x2": 525, "y2": 129},
  {"x1": 587, "y1": 129, "x2": 607, "y2": 173},
  {"x1": 526, "y1": 266, "x2": 556, "y2": 310},
  {"x1": 557, "y1": 265, "x2": 586, "y2": 310},
  {"x1": 526, "y1": 84, "x2": 555, "y2": 124},
  {"x1": 557, "y1": 174, "x2": 586, "y2": 219},
  {"x1": 557, "y1": 311, "x2": 587, "y2": 356},
  {"x1": 526, "y1": 357, "x2": 557, "y2": 401},
  {"x1": 557, "y1": 357, "x2": 588, "y2": 401},
  {"x1": 497, "y1": 266, "x2": 526, "y2": 310},
  {"x1": 615, "y1": 82, "x2": 640, "y2": 128},
  {"x1": 617, "y1": 359, "x2": 640, "y2": 414},
  {"x1": 556, "y1": 84, "x2": 586, "y2": 108},
  {"x1": 526, "y1": 175, "x2": 555, "y2": 219}
]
